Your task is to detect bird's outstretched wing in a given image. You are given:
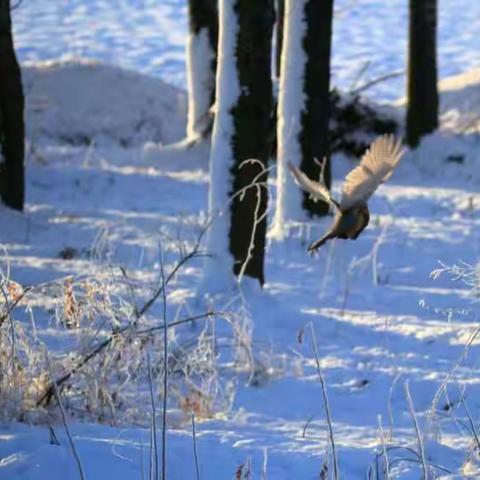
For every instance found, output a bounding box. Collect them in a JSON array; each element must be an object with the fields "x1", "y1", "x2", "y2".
[
  {"x1": 288, "y1": 162, "x2": 339, "y2": 211},
  {"x1": 340, "y1": 135, "x2": 405, "y2": 210}
]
